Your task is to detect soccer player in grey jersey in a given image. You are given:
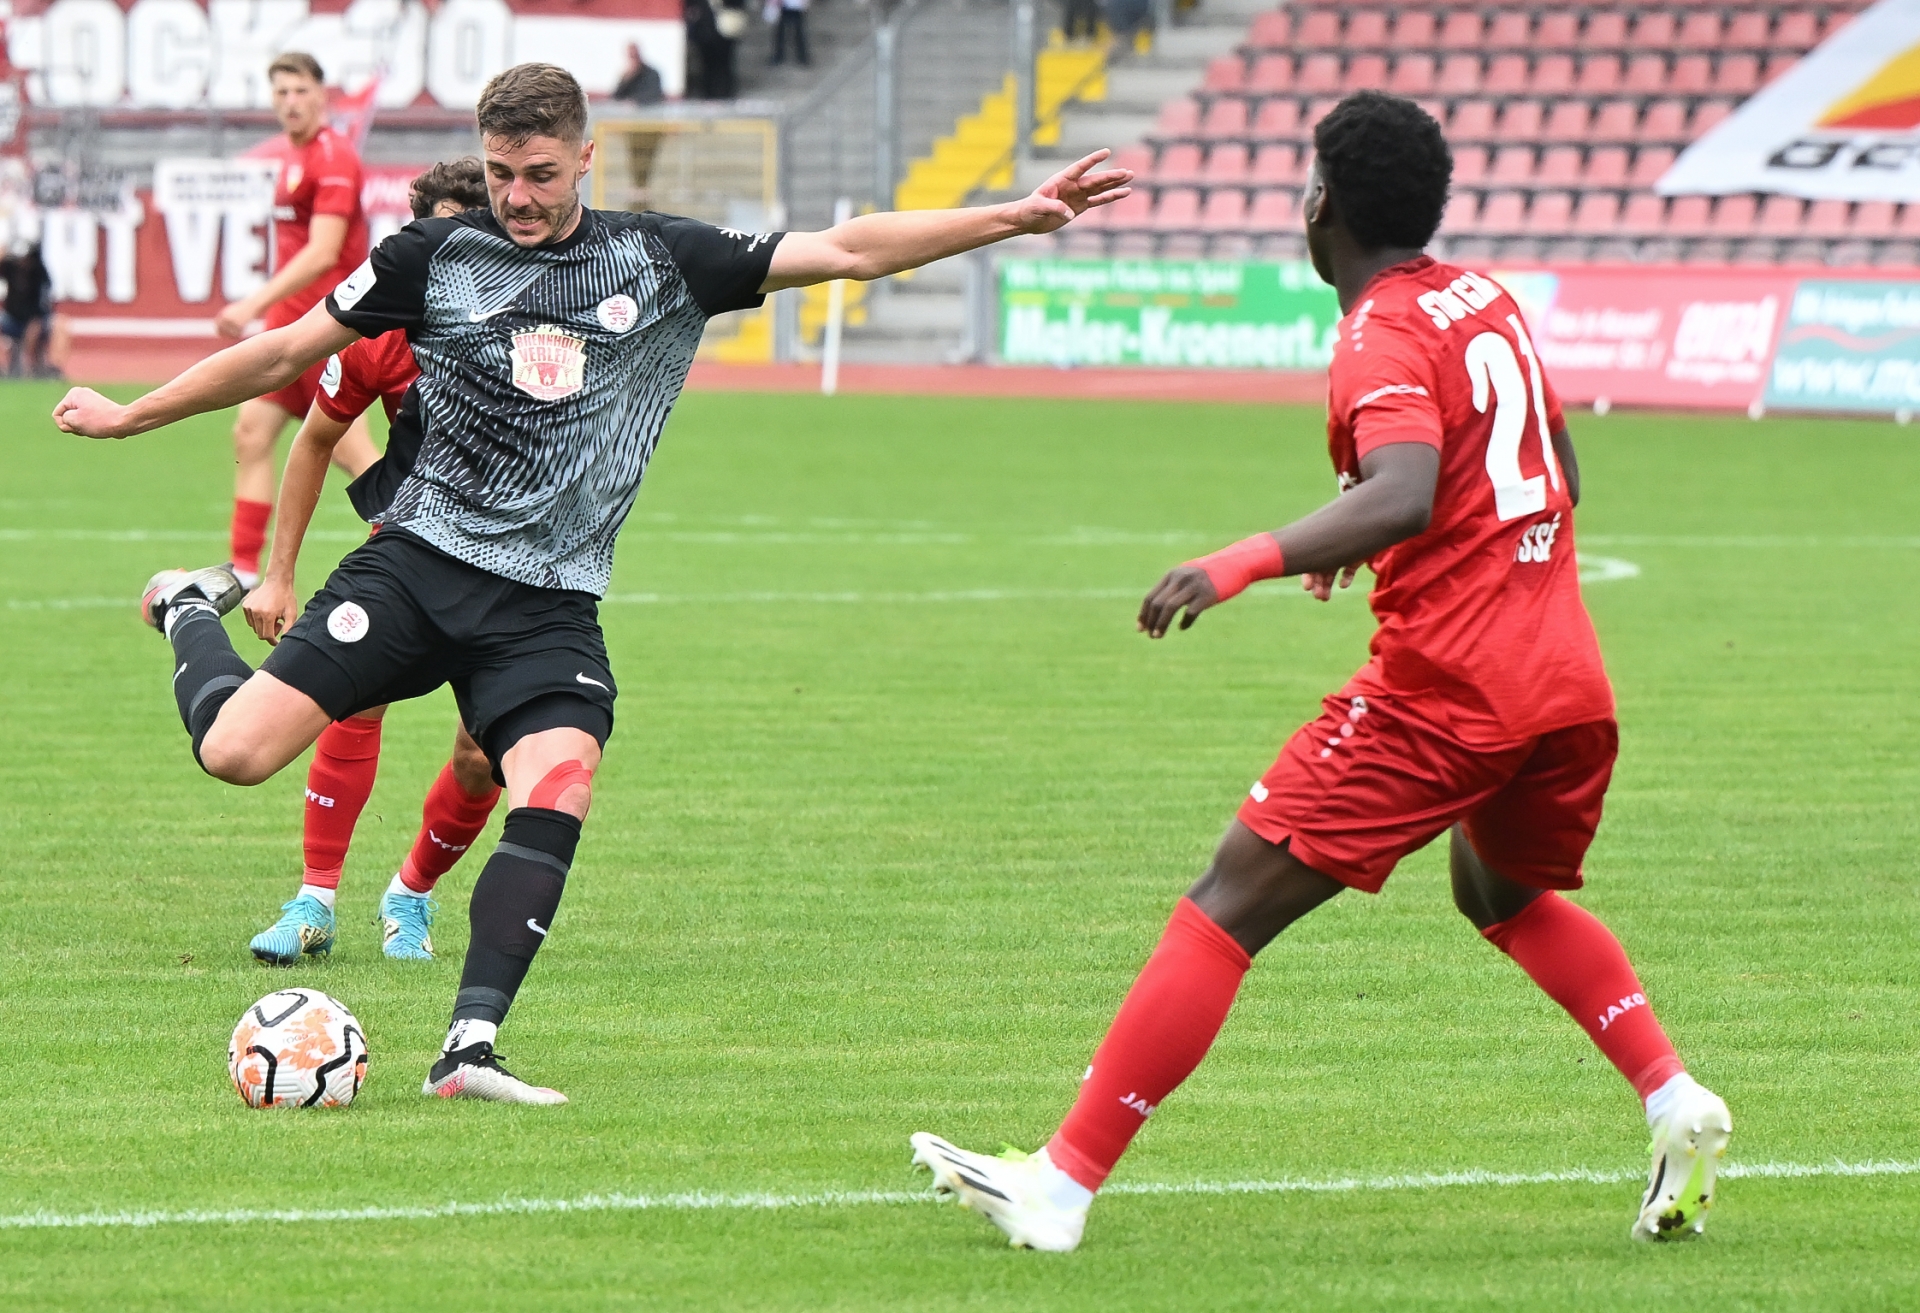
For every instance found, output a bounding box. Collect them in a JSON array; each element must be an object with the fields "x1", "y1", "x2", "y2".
[{"x1": 54, "y1": 62, "x2": 1132, "y2": 1104}]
